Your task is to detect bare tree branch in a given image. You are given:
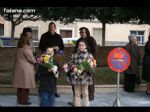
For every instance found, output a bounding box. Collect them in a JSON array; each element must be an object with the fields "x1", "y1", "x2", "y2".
[
  {"x1": 15, "y1": 15, "x2": 41, "y2": 25},
  {"x1": 14, "y1": 14, "x2": 24, "y2": 24}
]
